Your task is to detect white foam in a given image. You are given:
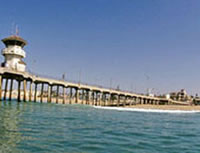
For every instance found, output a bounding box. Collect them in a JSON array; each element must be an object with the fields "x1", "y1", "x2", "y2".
[{"x1": 93, "y1": 106, "x2": 200, "y2": 114}]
